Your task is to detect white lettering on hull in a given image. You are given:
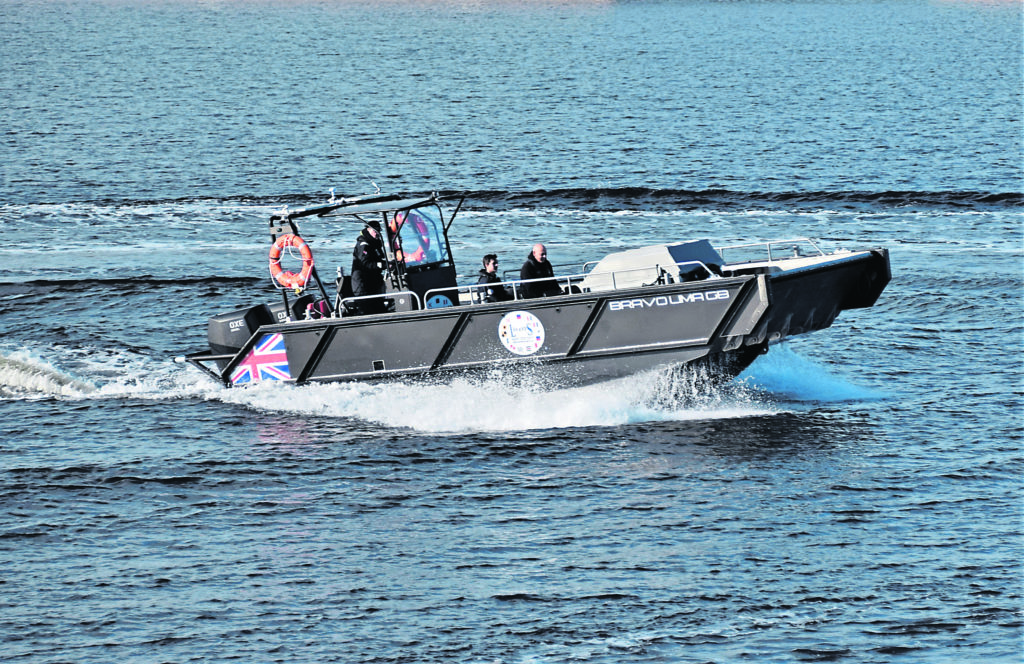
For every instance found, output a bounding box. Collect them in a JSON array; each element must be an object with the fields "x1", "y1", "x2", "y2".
[{"x1": 608, "y1": 290, "x2": 731, "y2": 311}]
